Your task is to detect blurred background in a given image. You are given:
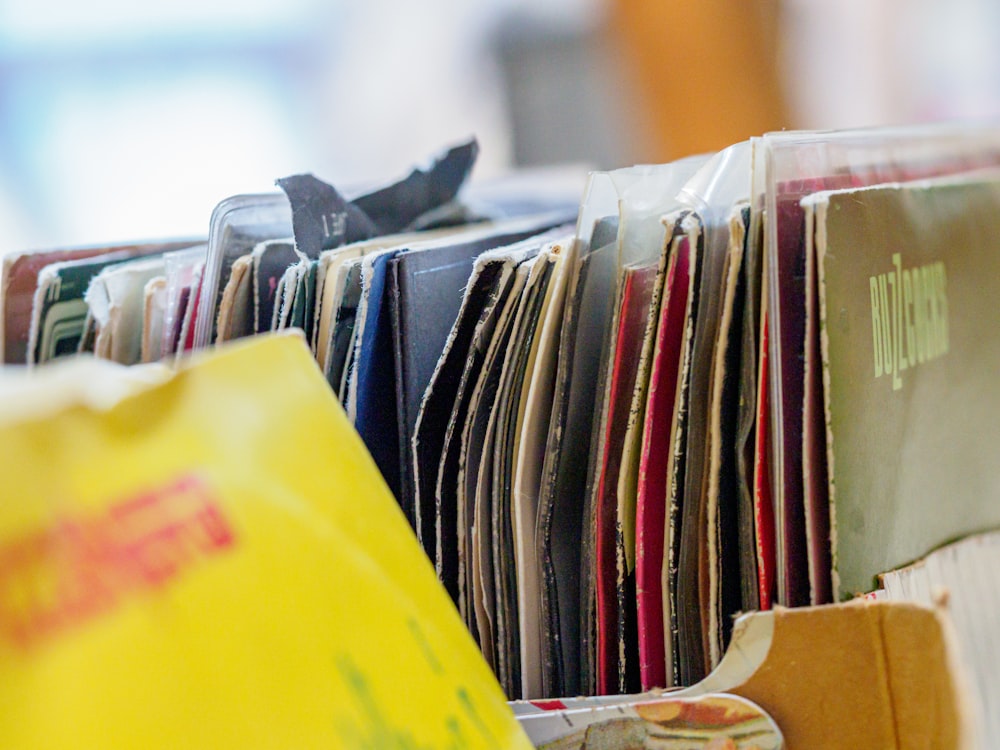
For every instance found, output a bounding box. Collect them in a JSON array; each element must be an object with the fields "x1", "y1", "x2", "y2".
[{"x1": 2, "y1": 0, "x2": 999, "y2": 250}]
